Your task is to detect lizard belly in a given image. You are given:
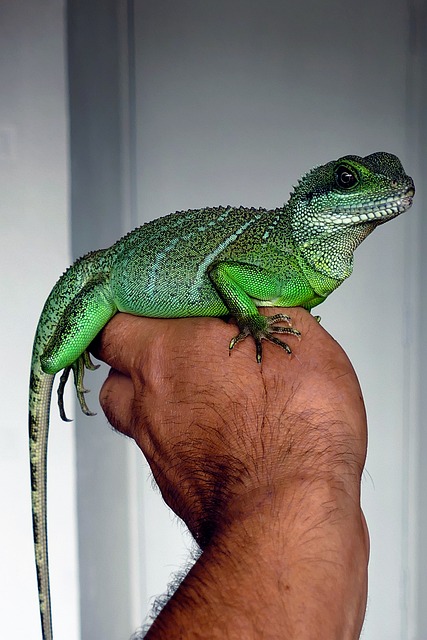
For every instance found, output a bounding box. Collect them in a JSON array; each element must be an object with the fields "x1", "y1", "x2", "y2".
[{"x1": 109, "y1": 254, "x2": 227, "y2": 318}]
